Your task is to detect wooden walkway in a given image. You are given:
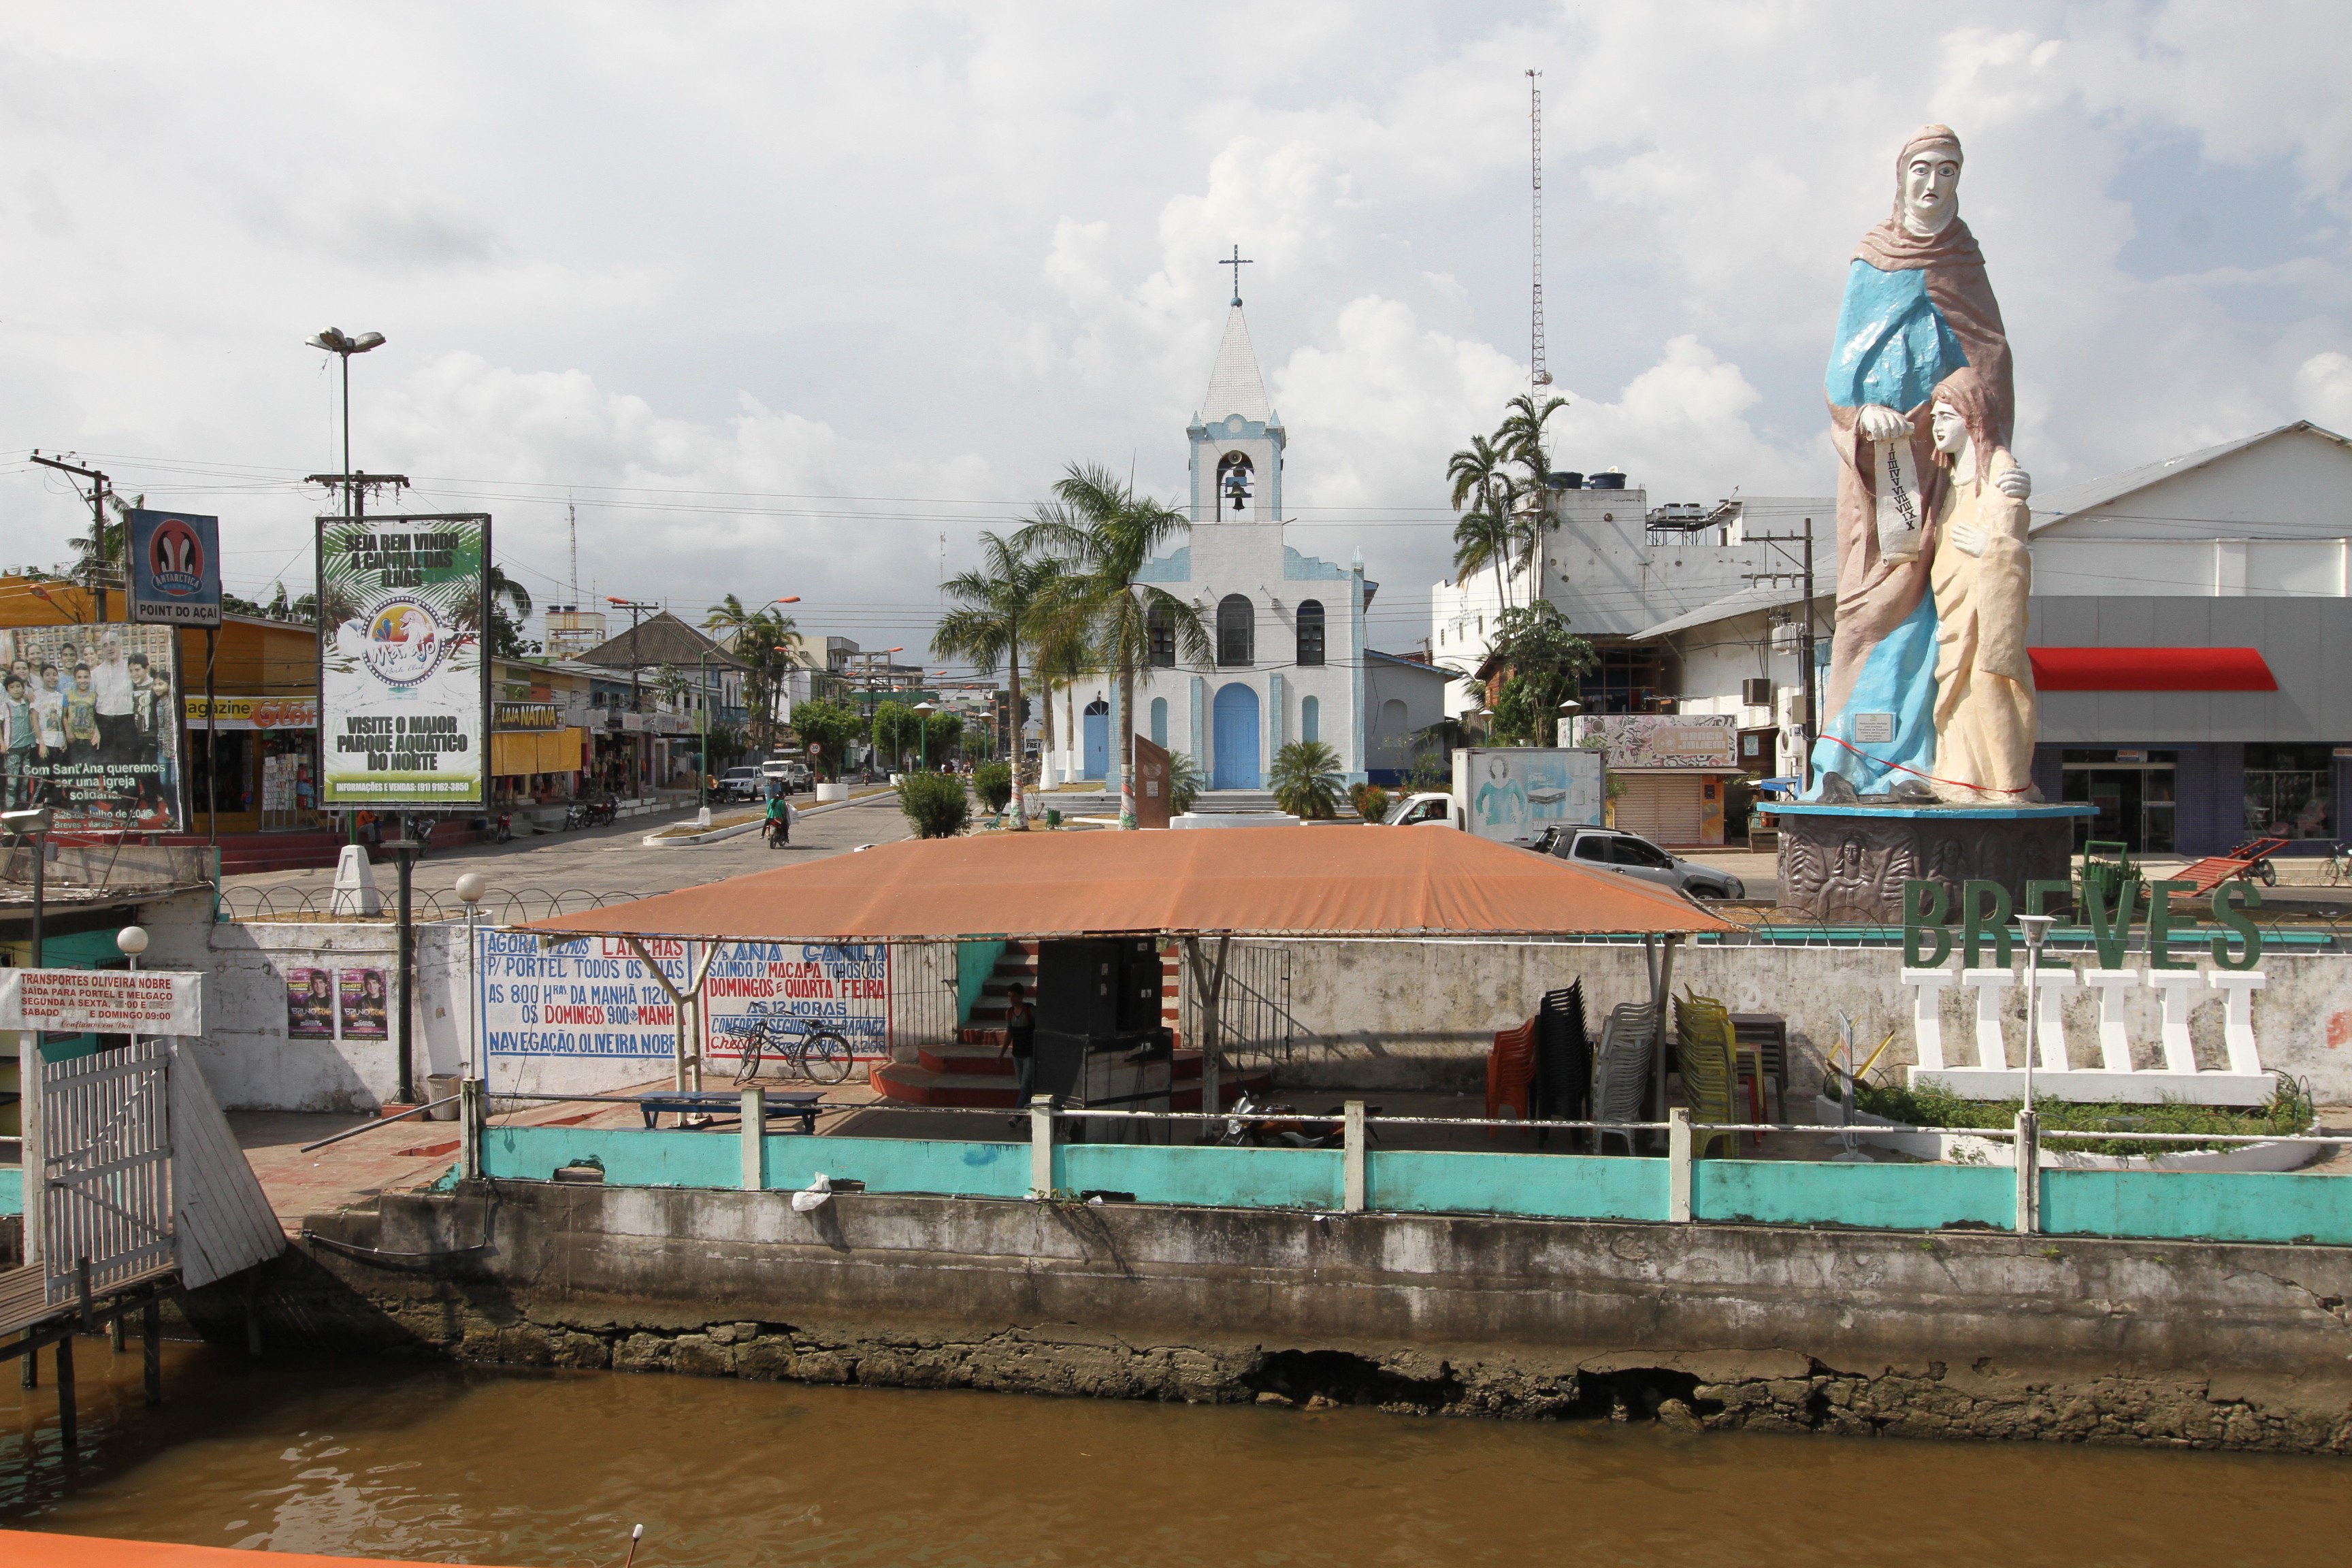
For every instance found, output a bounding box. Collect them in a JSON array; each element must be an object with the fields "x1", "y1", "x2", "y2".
[
  {"x1": 0, "y1": 1266, "x2": 43, "y2": 1338},
  {"x1": 1, "y1": 1262, "x2": 180, "y2": 1344}
]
